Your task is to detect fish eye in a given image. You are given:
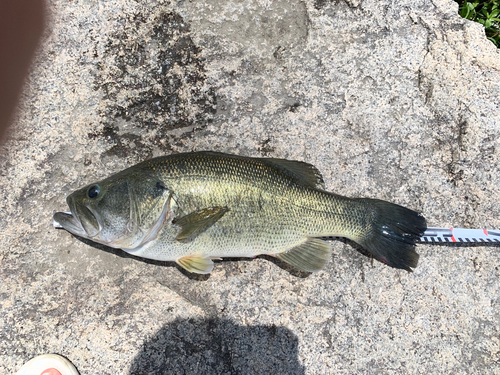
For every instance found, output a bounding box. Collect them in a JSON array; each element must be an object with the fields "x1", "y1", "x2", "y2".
[{"x1": 88, "y1": 185, "x2": 100, "y2": 199}]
